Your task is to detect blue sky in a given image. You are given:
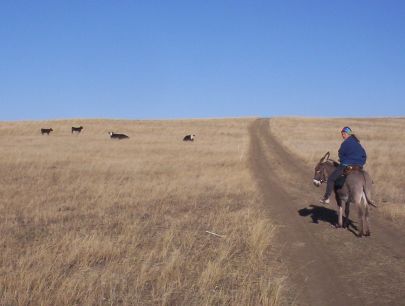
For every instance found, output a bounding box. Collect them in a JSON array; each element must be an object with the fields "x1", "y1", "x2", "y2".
[{"x1": 1, "y1": 1, "x2": 404, "y2": 120}]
